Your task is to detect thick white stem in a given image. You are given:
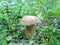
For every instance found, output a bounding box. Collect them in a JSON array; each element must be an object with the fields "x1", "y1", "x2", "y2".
[{"x1": 25, "y1": 25, "x2": 36, "y2": 39}]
